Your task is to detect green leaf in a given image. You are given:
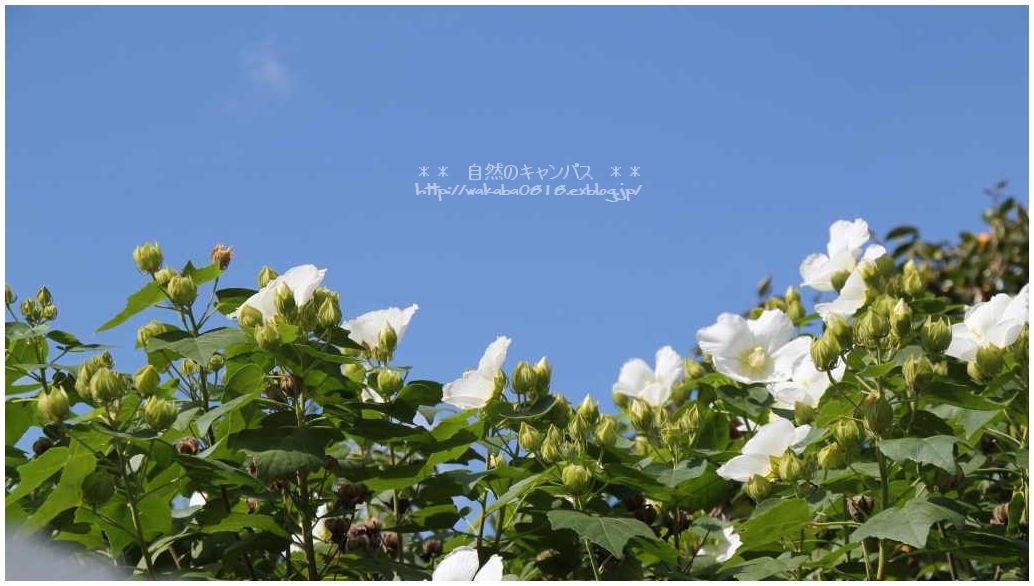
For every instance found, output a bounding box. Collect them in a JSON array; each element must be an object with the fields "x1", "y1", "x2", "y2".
[
  {"x1": 547, "y1": 510, "x2": 657, "y2": 559},
  {"x1": 98, "y1": 262, "x2": 221, "y2": 332},
  {"x1": 850, "y1": 498, "x2": 964, "y2": 548},
  {"x1": 196, "y1": 392, "x2": 260, "y2": 438},
  {"x1": 5, "y1": 446, "x2": 69, "y2": 505},
  {"x1": 232, "y1": 426, "x2": 333, "y2": 480},
  {"x1": 738, "y1": 498, "x2": 811, "y2": 551},
  {"x1": 879, "y1": 435, "x2": 958, "y2": 473},
  {"x1": 23, "y1": 441, "x2": 98, "y2": 532},
  {"x1": 146, "y1": 328, "x2": 247, "y2": 364},
  {"x1": 5, "y1": 399, "x2": 37, "y2": 445},
  {"x1": 200, "y1": 512, "x2": 287, "y2": 538},
  {"x1": 923, "y1": 381, "x2": 1010, "y2": 410}
]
